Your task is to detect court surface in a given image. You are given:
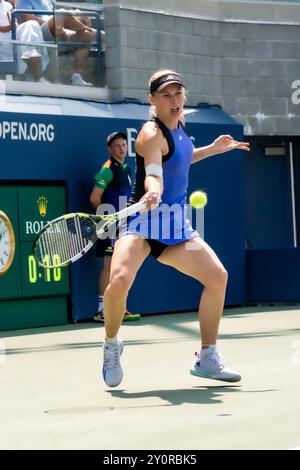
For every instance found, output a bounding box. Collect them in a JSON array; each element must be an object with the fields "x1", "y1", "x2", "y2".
[{"x1": 1, "y1": 305, "x2": 300, "y2": 450}]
